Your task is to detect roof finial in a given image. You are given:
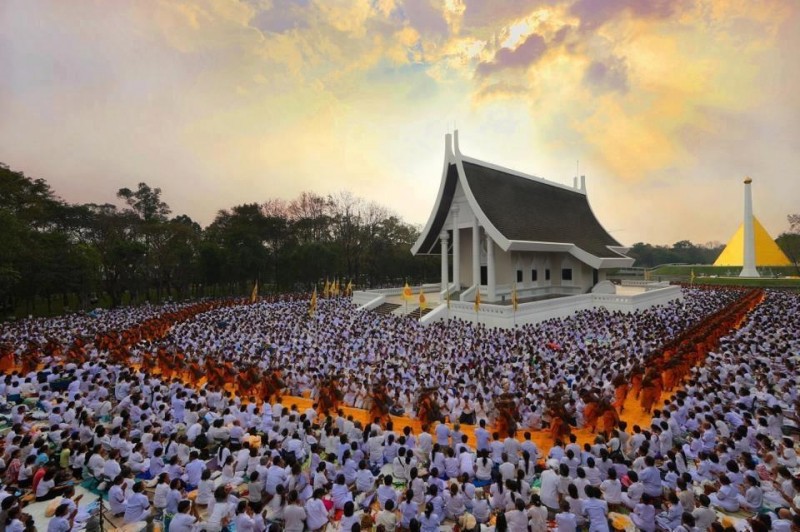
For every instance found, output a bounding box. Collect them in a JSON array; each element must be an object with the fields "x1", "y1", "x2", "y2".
[{"x1": 453, "y1": 128, "x2": 460, "y2": 155}]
